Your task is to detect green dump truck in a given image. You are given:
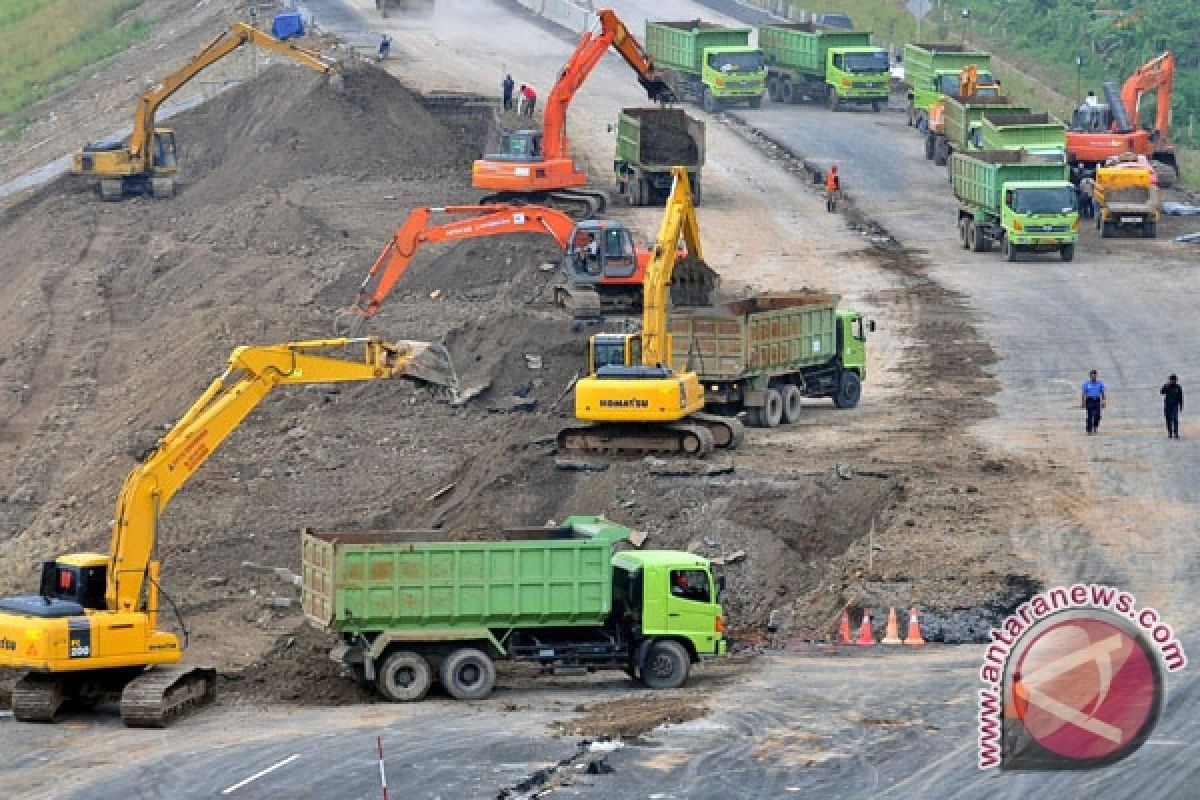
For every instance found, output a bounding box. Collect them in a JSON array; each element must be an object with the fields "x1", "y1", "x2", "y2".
[
  {"x1": 645, "y1": 20, "x2": 765, "y2": 112},
  {"x1": 758, "y1": 23, "x2": 889, "y2": 111},
  {"x1": 904, "y1": 43, "x2": 997, "y2": 128},
  {"x1": 952, "y1": 150, "x2": 1078, "y2": 262},
  {"x1": 979, "y1": 112, "x2": 1066, "y2": 160},
  {"x1": 302, "y1": 516, "x2": 726, "y2": 701},
  {"x1": 613, "y1": 107, "x2": 705, "y2": 206},
  {"x1": 669, "y1": 292, "x2": 872, "y2": 427},
  {"x1": 928, "y1": 95, "x2": 1028, "y2": 166}
]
